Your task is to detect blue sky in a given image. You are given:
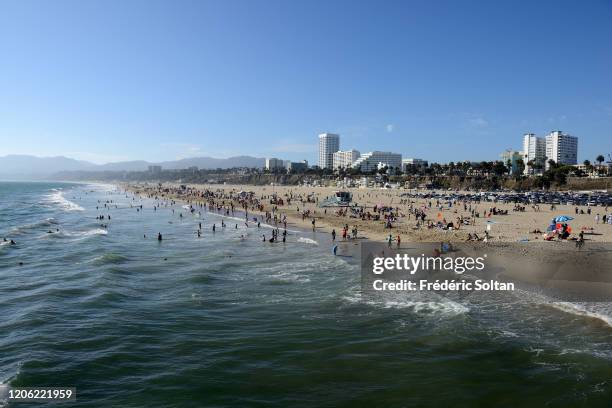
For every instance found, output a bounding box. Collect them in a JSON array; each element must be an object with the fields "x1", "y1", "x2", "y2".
[{"x1": 1, "y1": 0, "x2": 611, "y2": 164}]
